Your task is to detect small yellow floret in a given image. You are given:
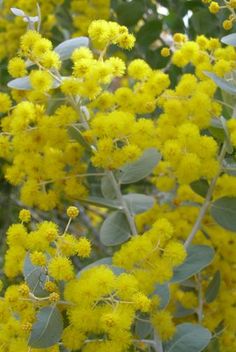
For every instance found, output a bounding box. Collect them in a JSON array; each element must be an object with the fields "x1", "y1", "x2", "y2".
[
  {"x1": 161, "y1": 47, "x2": 171, "y2": 57},
  {"x1": 19, "y1": 209, "x2": 31, "y2": 223},
  {"x1": 223, "y1": 20, "x2": 233, "y2": 30},
  {"x1": 67, "y1": 206, "x2": 79, "y2": 218},
  {"x1": 209, "y1": 1, "x2": 220, "y2": 14}
]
